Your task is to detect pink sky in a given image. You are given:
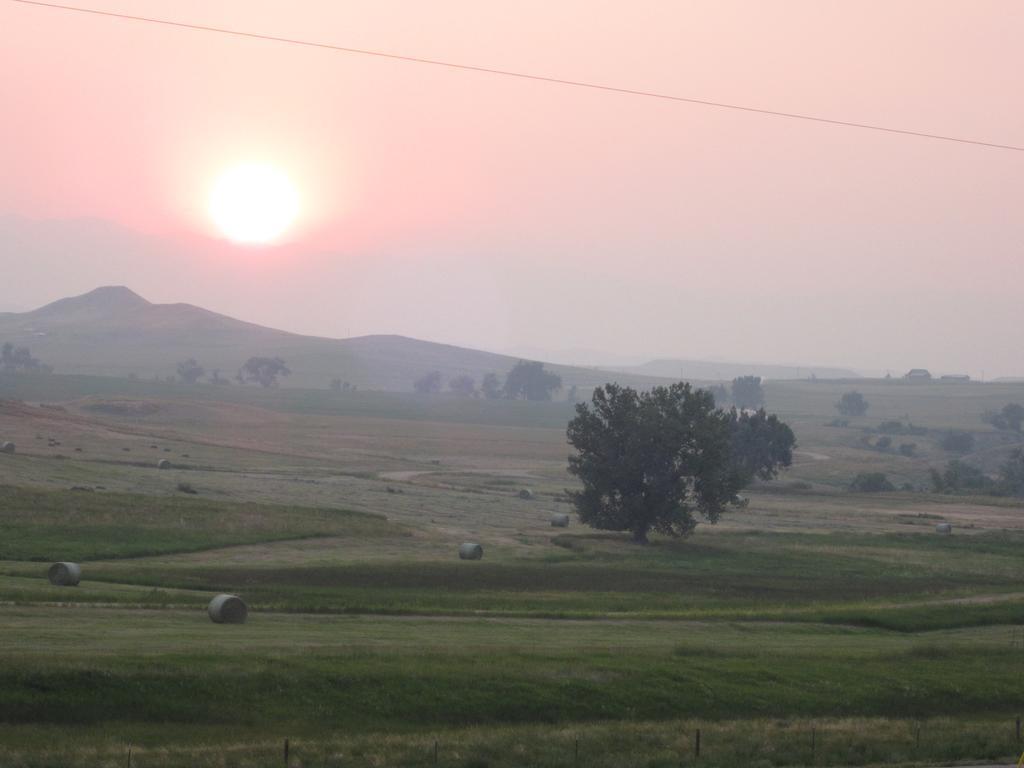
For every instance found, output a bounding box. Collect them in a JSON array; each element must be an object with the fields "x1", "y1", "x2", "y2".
[{"x1": 1, "y1": 1, "x2": 1022, "y2": 376}]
